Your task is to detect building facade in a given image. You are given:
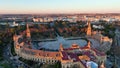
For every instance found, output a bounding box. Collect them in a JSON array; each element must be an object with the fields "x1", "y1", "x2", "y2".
[{"x1": 13, "y1": 24, "x2": 112, "y2": 68}]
